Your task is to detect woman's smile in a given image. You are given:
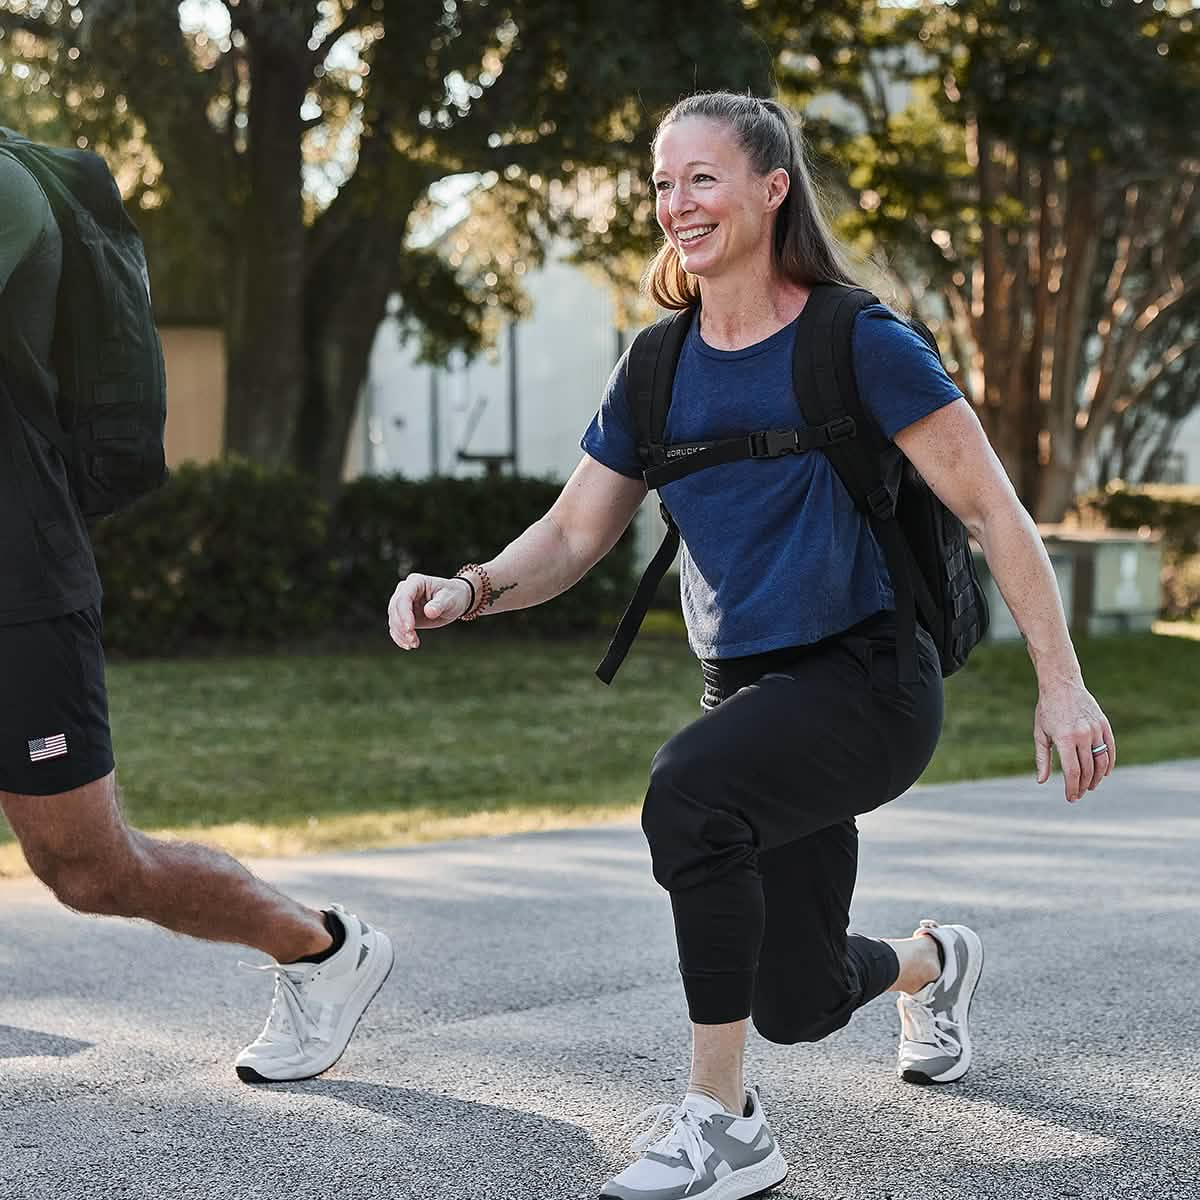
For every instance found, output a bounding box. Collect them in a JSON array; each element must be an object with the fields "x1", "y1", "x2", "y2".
[{"x1": 676, "y1": 222, "x2": 718, "y2": 249}]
